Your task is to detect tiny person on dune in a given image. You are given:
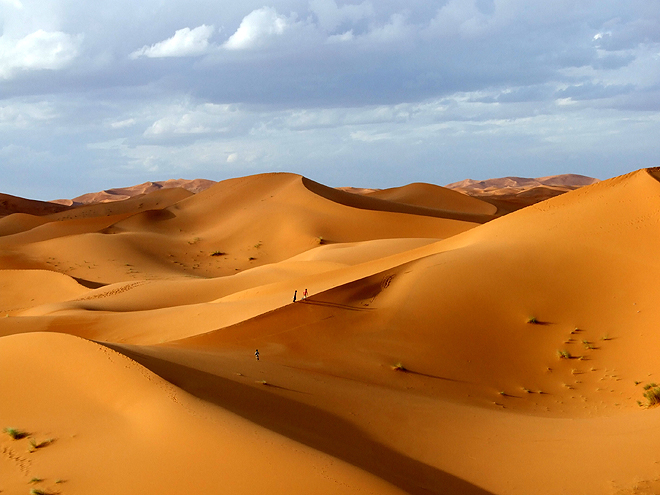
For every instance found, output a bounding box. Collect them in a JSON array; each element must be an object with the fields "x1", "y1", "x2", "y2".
[{"x1": 255, "y1": 349, "x2": 259, "y2": 361}]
